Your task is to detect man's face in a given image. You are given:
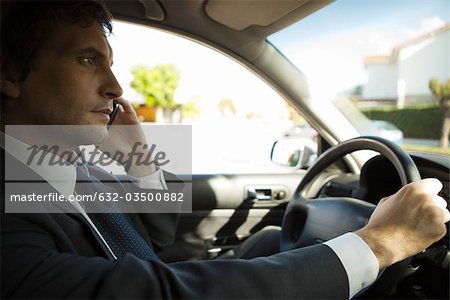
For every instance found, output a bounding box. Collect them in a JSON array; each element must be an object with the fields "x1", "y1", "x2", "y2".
[{"x1": 8, "y1": 21, "x2": 123, "y2": 143}]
